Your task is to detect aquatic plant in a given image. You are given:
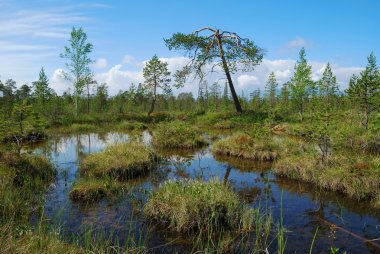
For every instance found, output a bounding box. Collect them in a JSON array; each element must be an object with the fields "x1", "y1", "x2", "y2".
[{"x1": 212, "y1": 133, "x2": 279, "y2": 161}]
